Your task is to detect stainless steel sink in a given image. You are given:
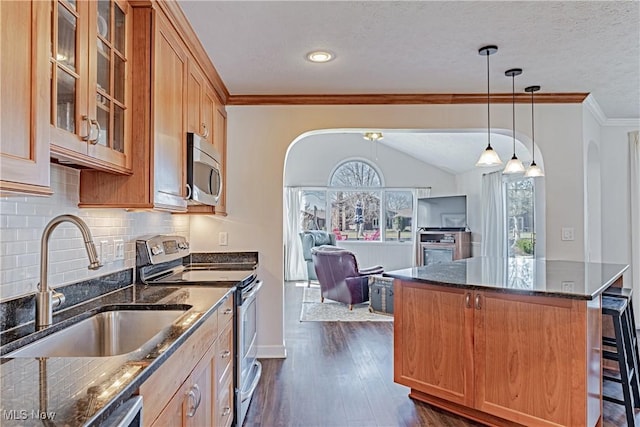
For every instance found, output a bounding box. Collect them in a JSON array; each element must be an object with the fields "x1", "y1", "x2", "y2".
[{"x1": 7, "y1": 308, "x2": 189, "y2": 358}]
